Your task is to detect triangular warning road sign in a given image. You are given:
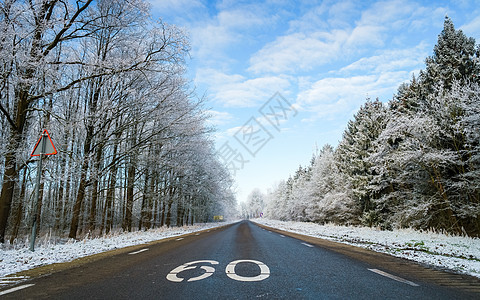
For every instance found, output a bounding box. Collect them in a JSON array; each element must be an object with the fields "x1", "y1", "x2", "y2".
[{"x1": 31, "y1": 130, "x2": 57, "y2": 156}]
